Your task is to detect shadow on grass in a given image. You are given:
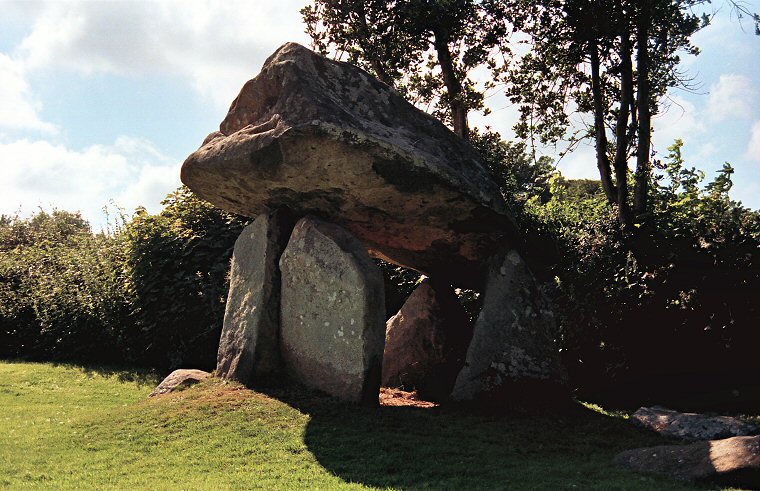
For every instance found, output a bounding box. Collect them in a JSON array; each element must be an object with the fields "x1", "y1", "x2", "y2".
[
  {"x1": 263, "y1": 386, "x2": 716, "y2": 491},
  {"x1": 0, "y1": 357, "x2": 163, "y2": 387},
  {"x1": 55, "y1": 362, "x2": 160, "y2": 387}
]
